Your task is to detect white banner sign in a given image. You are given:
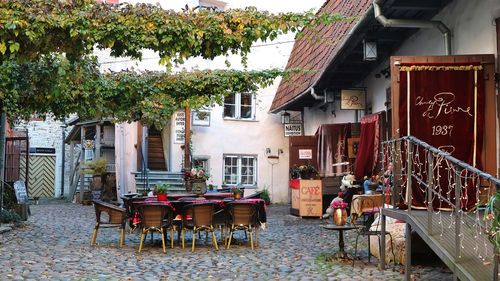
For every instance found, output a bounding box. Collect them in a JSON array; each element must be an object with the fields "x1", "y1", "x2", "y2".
[
  {"x1": 284, "y1": 123, "x2": 302, "y2": 137},
  {"x1": 299, "y1": 149, "x2": 313, "y2": 159},
  {"x1": 174, "y1": 111, "x2": 186, "y2": 144}
]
